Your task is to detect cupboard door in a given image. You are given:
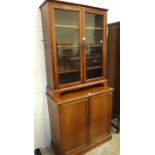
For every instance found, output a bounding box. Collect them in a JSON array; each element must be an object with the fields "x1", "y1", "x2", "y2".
[
  {"x1": 89, "y1": 93, "x2": 112, "y2": 142},
  {"x1": 53, "y1": 8, "x2": 83, "y2": 86},
  {"x1": 60, "y1": 99, "x2": 88, "y2": 153},
  {"x1": 83, "y1": 11, "x2": 106, "y2": 82}
]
